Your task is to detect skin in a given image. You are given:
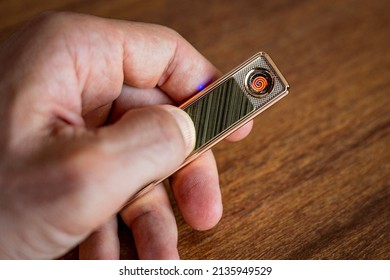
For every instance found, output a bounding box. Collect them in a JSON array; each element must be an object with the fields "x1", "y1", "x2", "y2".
[{"x1": 0, "y1": 12, "x2": 253, "y2": 259}]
